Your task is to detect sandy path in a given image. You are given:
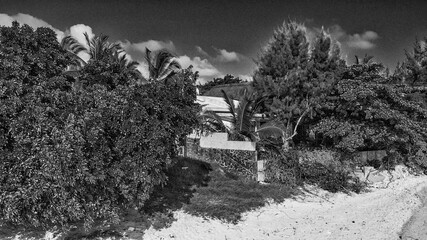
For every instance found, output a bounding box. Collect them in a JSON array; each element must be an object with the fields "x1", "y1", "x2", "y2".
[
  {"x1": 143, "y1": 175, "x2": 427, "y2": 240},
  {"x1": 400, "y1": 186, "x2": 427, "y2": 239}
]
